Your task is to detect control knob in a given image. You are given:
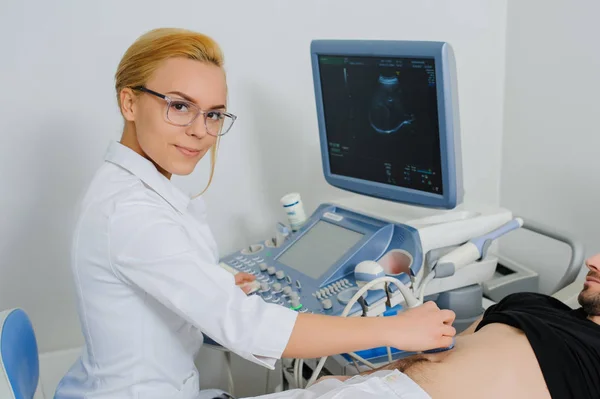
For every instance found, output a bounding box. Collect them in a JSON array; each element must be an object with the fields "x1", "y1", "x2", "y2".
[{"x1": 291, "y1": 298, "x2": 302, "y2": 309}]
